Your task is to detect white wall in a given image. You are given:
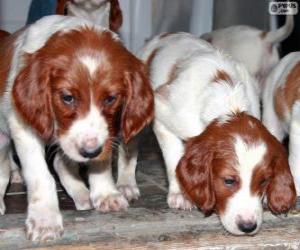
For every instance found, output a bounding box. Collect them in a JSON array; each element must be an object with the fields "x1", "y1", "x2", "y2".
[{"x1": 0, "y1": 0, "x2": 31, "y2": 32}]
